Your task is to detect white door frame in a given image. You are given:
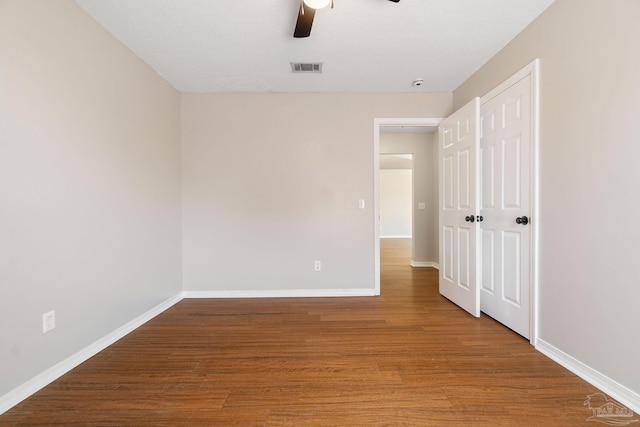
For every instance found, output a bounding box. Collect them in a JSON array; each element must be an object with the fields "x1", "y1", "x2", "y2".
[
  {"x1": 373, "y1": 118, "x2": 444, "y2": 295},
  {"x1": 480, "y1": 59, "x2": 539, "y2": 344}
]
